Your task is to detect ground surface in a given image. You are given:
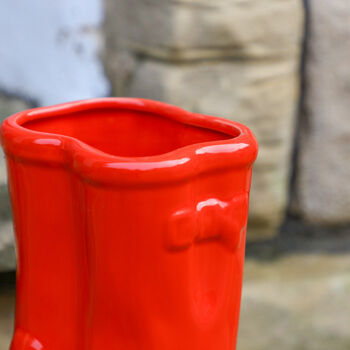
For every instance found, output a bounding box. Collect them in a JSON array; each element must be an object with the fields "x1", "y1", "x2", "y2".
[
  {"x1": 238, "y1": 253, "x2": 350, "y2": 350},
  {"x1": 1, "y1": 251, "x2": 350, "y2": 350},
  {"x1": 0, "y1": 273, "x2": 14, "y2": 350}
]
